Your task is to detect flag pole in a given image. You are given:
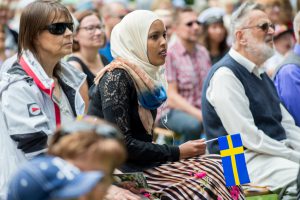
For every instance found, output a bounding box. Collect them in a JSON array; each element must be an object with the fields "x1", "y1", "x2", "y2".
[{"x1": 204, "y1": 138, "x2": 218, "y2": 144}]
